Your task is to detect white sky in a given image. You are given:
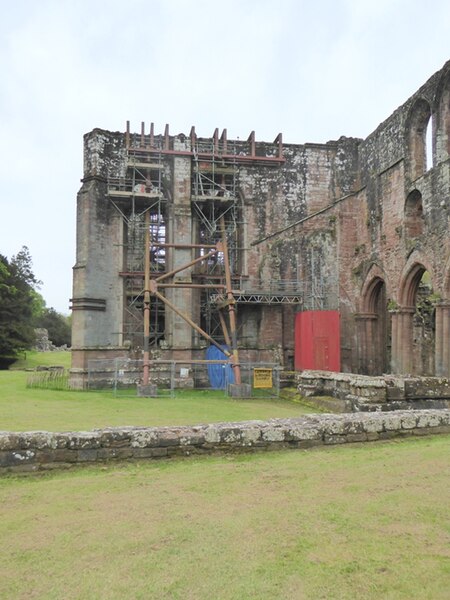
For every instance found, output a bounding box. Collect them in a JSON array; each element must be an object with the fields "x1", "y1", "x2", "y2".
[{"x1": 1, "y1": 0, "x2": 449, "y2": 313}]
